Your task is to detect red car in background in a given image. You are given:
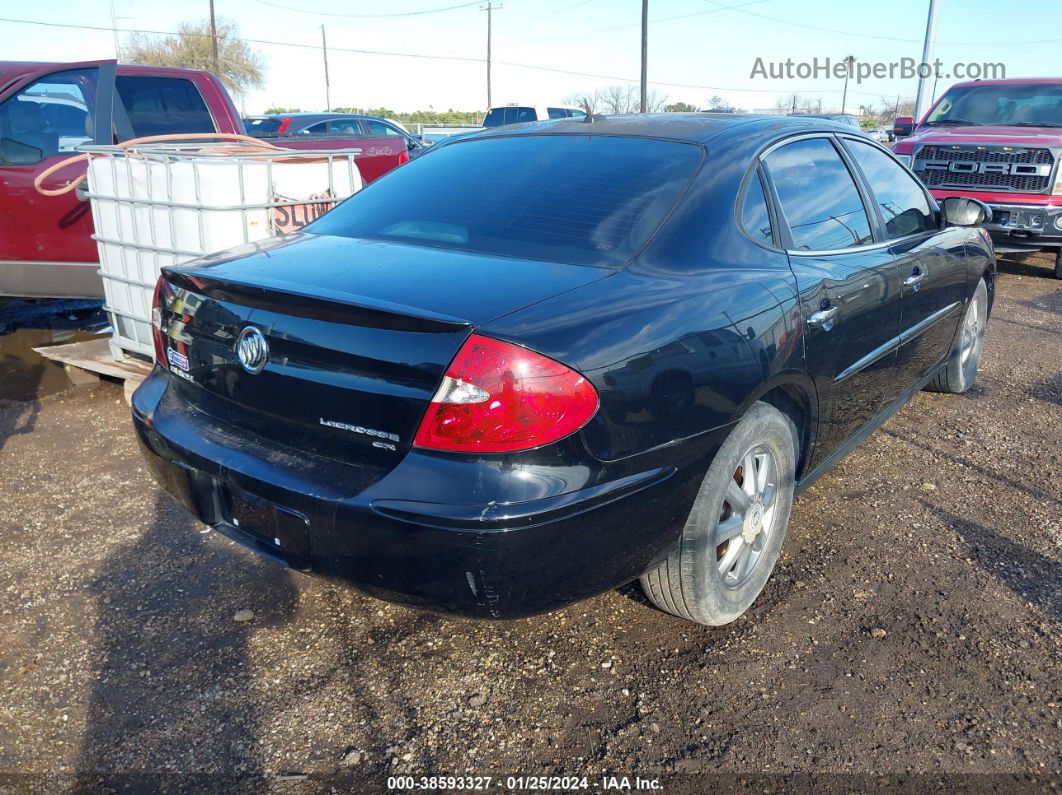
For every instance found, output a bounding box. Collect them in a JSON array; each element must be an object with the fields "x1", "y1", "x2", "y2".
[
  {"x1": 0, "y1": 60, "x2": 410, "y2": 299},
  {"x1": 893, "y1": 78, "x2": 1062, "y2": 279}
]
